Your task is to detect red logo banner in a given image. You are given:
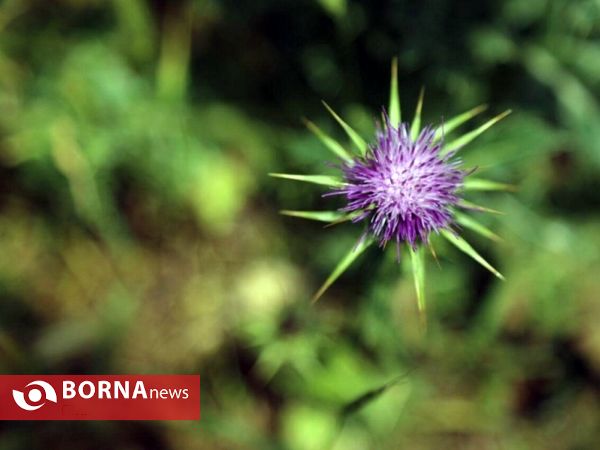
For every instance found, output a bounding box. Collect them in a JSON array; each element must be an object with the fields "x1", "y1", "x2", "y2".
[{"x1": 0, "y1": 375, "x2": 200, "y2": 420}]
